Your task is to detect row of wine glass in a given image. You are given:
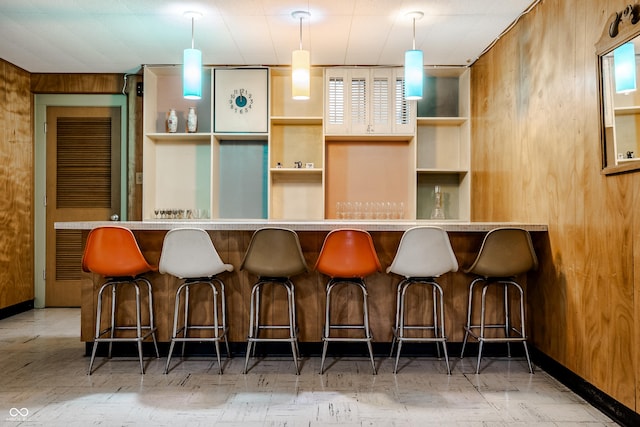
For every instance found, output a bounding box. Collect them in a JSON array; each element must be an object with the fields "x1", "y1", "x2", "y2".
[
  {"x1": 152, "y1": 208, "x2": 209, "y2": 219},
  {"x1": 335, "y1": 201, "x2": 405, "y2": 220}
]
